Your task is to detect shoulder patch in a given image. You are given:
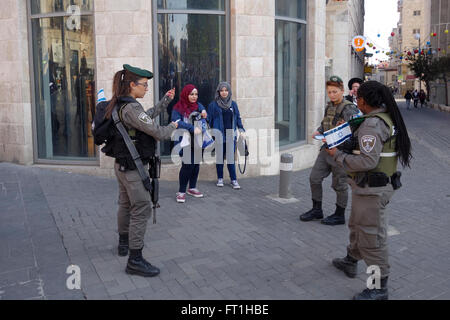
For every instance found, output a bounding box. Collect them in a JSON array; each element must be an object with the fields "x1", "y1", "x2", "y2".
[
  {"x1": 138, "y1": 112, "x2": 152, "y2": 124},
  {"x1": 360, "y1": 135, "x2": 377, "y2": 153}
]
